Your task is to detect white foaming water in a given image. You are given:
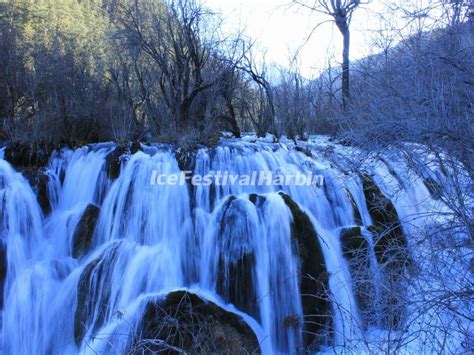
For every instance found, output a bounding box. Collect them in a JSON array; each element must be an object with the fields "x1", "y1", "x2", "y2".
[{"x1": 0, "y1": 138, "x2": 469, "y2": 354}]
